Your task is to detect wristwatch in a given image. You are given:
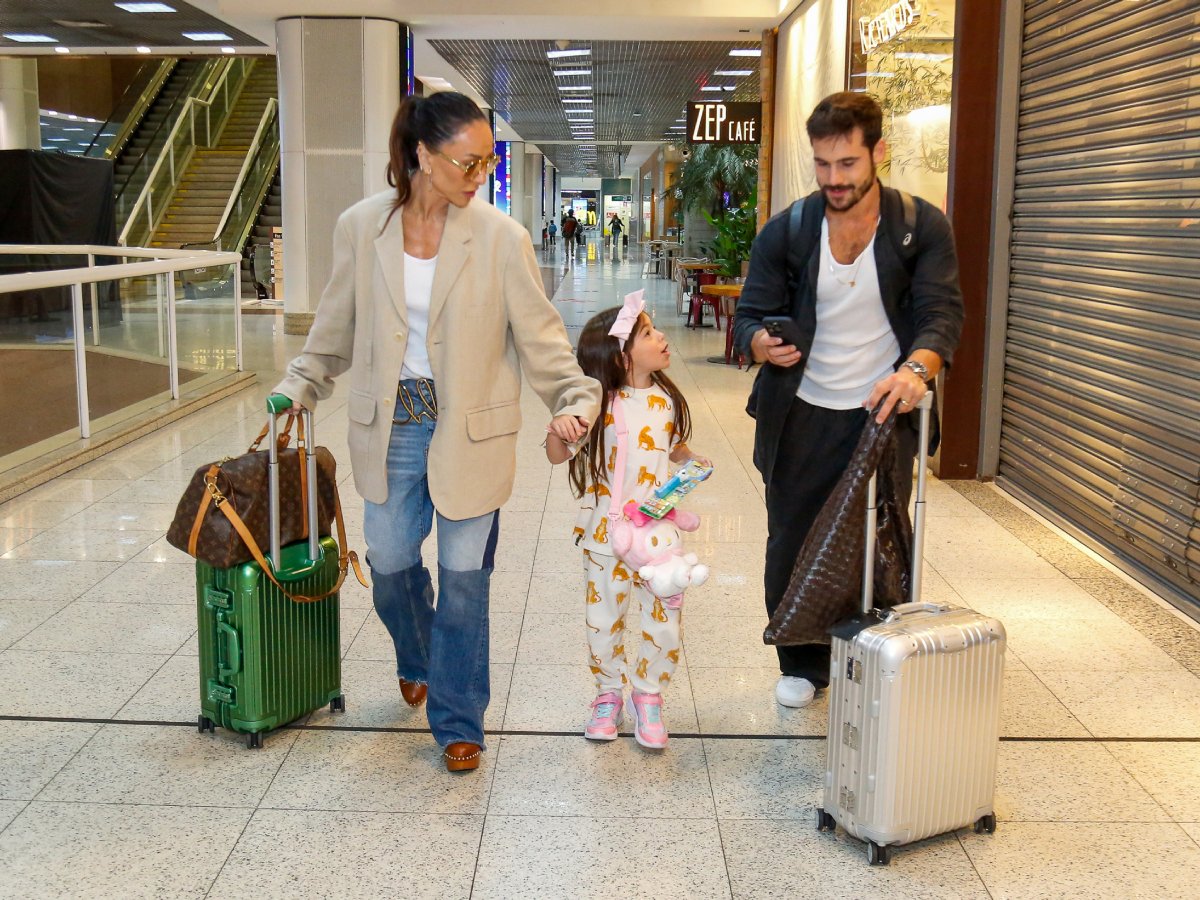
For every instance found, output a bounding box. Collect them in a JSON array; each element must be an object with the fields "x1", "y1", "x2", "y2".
[{"x1": 901, "y1": 359, "x2": 930, "y2": 382}]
